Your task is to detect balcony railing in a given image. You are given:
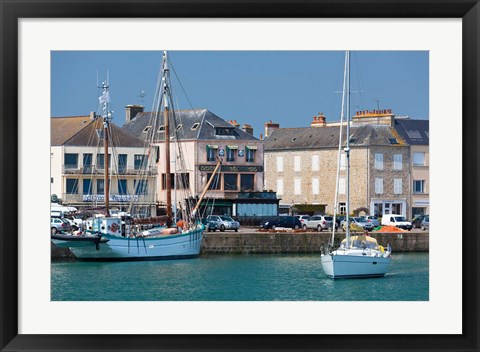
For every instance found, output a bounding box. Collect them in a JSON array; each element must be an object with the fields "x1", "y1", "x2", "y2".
[
  {"x1": 62, "y1": 193, "x2": 156, "y2": 204},
  {"x1": 62, "y1": 166, "x2": 157, "y2": 176}
]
